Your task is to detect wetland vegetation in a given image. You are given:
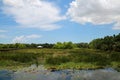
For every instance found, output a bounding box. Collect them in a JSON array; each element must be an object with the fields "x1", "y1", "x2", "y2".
[{"x1": 0, "y1": 33, "x2": 120, "y2": 71}]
